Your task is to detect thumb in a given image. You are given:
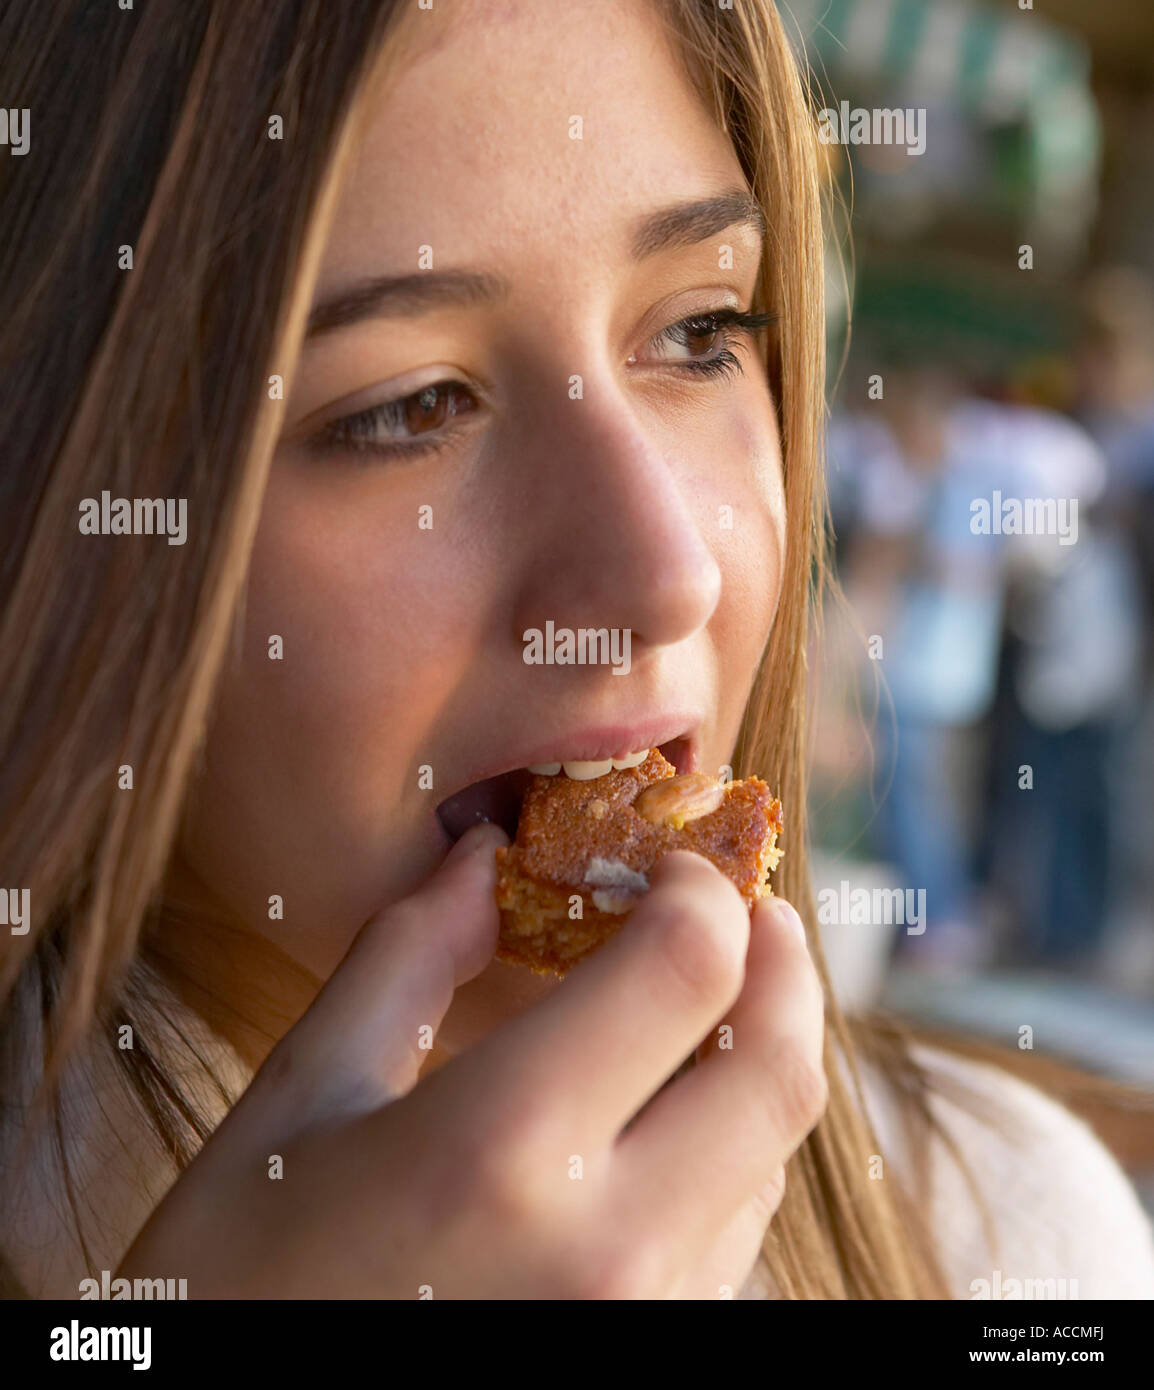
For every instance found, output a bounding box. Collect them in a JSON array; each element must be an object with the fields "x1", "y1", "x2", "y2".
[{"x1": 243, "y1": 821, "x2": 509, "y2": 1135}]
